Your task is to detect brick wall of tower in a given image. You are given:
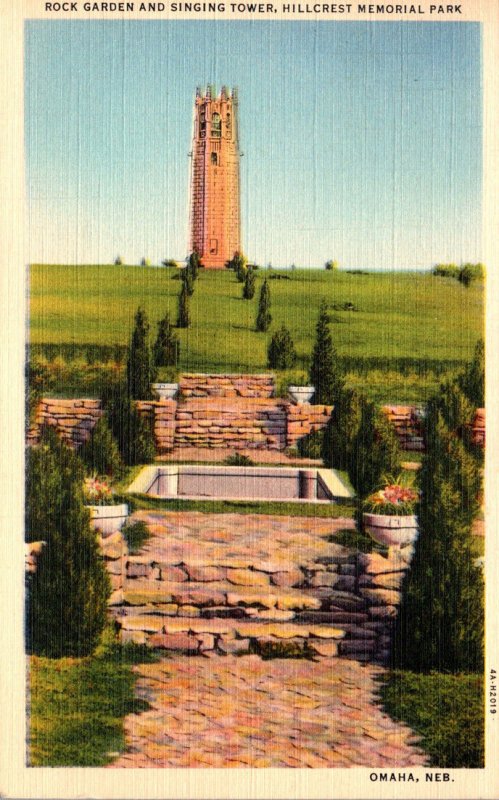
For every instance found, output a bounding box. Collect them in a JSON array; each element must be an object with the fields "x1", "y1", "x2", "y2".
[{"x1": 190, "y1": 87, "x2": 241, "y2": 269}]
